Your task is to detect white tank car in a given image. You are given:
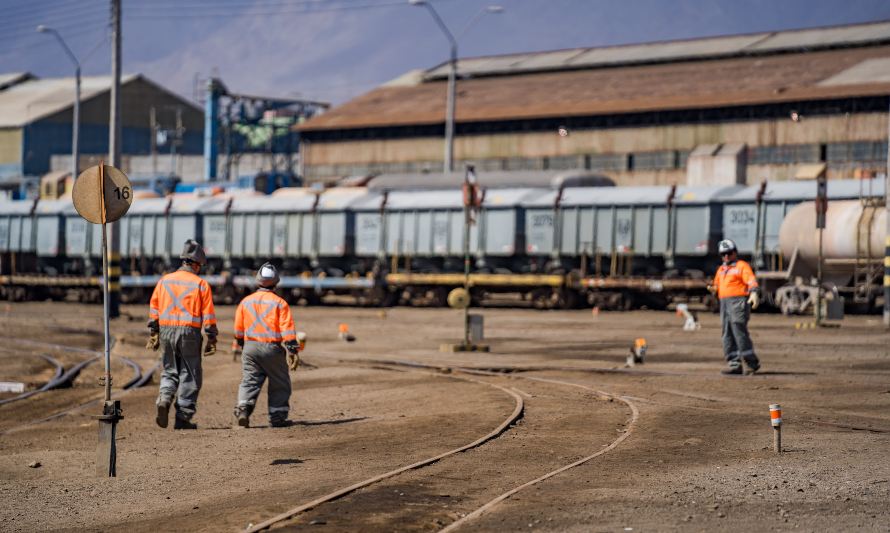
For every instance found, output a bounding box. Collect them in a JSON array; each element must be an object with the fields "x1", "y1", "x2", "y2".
[{"x1": 779, "y1": 200, "x2": 887, "y2": 282}]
